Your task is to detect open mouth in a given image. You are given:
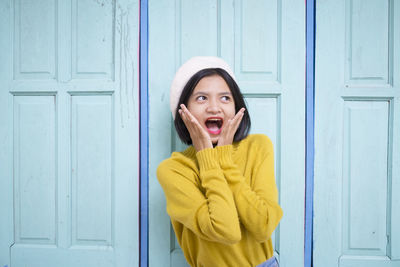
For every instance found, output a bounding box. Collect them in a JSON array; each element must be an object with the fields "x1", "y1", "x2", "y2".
[{"x1": 205, "y1": 117, "x2": 223, "y2": 135}]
